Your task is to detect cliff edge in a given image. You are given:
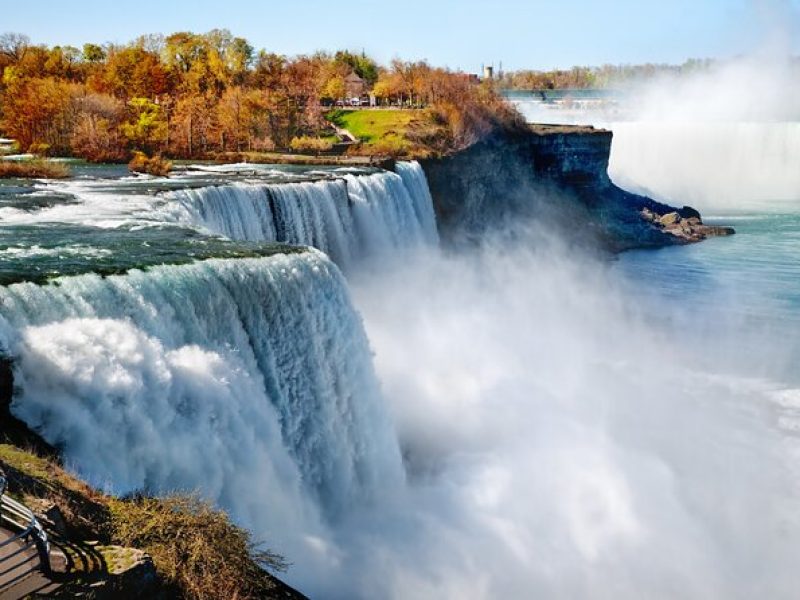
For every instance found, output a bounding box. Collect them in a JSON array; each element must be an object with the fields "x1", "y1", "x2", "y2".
[{"x1": 421, "y1": 124, "x2": 733, "y2": 251}]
